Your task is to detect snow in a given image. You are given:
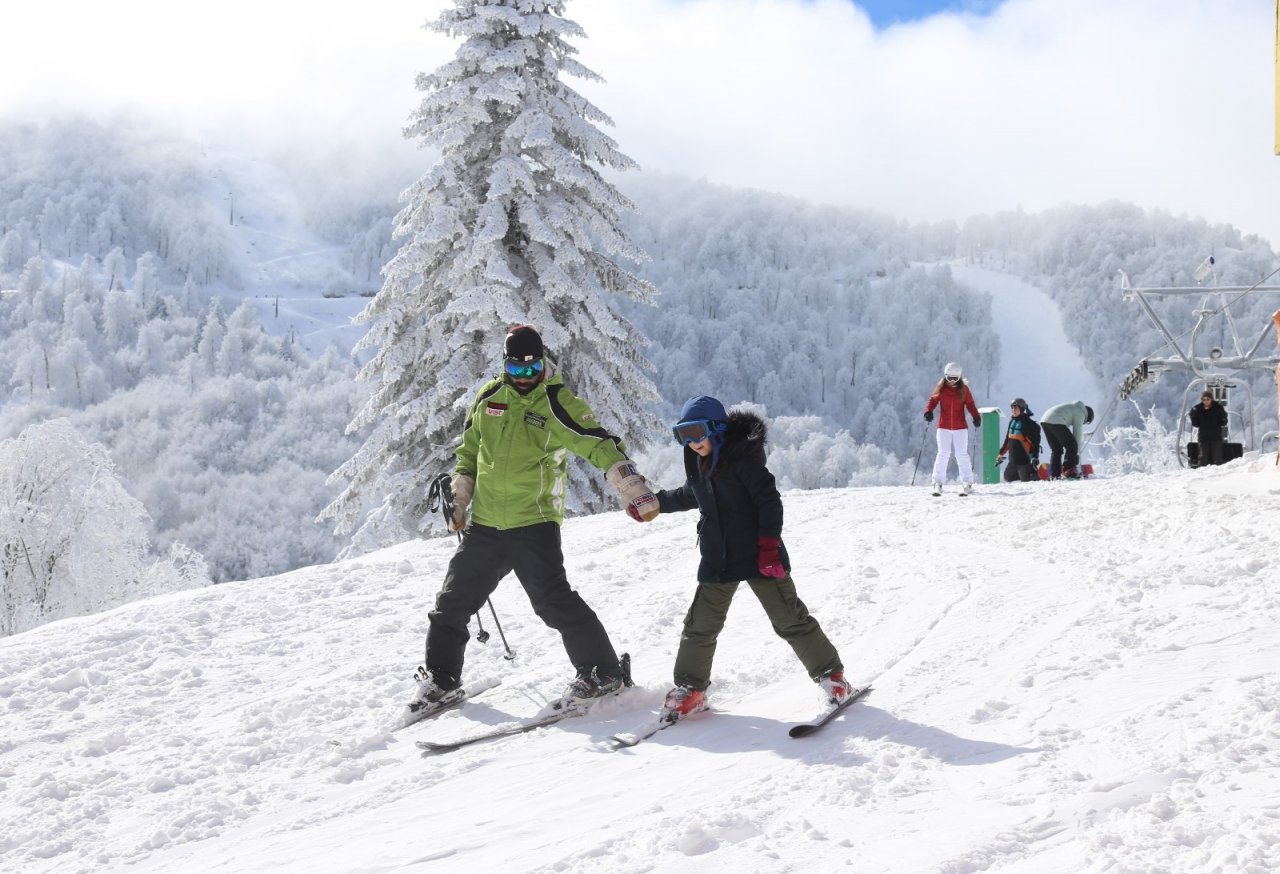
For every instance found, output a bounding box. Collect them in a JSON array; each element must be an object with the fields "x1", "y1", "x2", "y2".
[
  {"x1": 207, "y1": 149, "x2": 372, "y2": 356},
  {"x1": 3, "y1": 458, "x2": 1279, "y2": 873},
  {"x1": 951, "y1": 262, "x2": 1105, "y2": 412}
]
